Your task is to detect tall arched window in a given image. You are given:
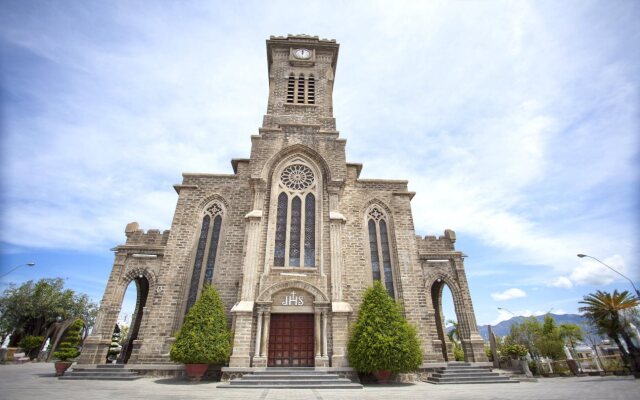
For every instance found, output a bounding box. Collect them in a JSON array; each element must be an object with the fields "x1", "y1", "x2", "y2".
[
  {"x1": 186, "y1": 202, "x2": 225, "y2": 312},
  {"x1": 273, "y1": 163, "x2": 317, "y2": 268},
  {"x1": 366, "y1": 206, "x2": 395, "y2": 298}
]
